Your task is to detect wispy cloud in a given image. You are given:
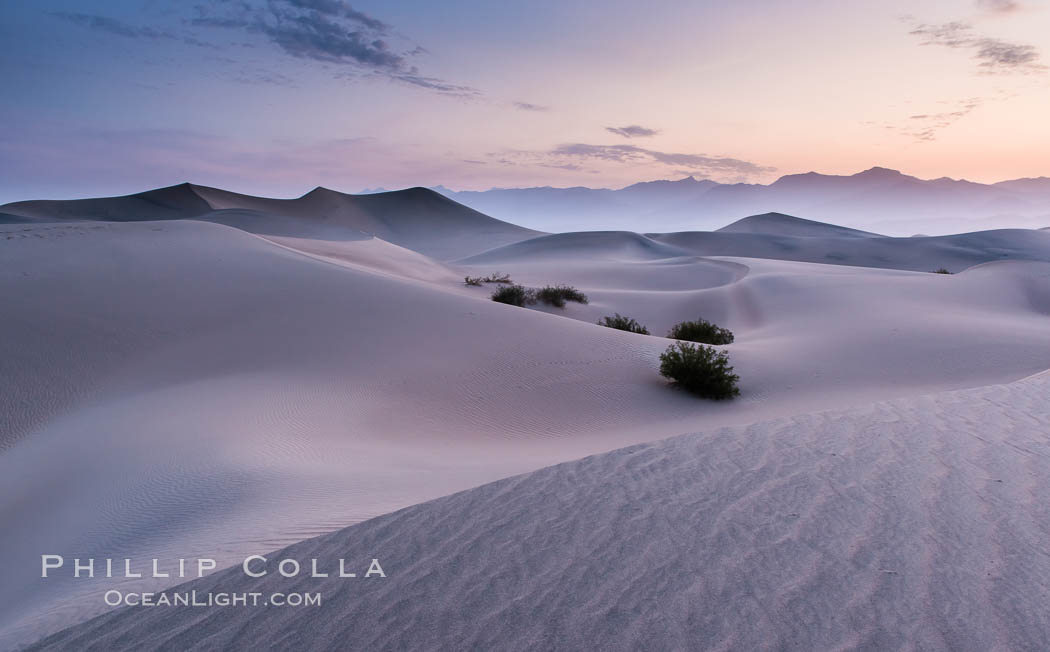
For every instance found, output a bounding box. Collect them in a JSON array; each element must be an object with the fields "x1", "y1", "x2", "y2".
[
  {"x1": 51, "y1": 11, "x2": 220, "y2": 50},
  {"x1": 493, "y1": 143, "x2": 773, "y2": 180},
  {"x1": 513, "y1": 102, "x2": 550, "y2": 112},
  {"x1": 976, "y1": 0, "x2": 1021, "y2": 14},
  {"x1": 605, "y1": 125, "x2": 660, "y2": 138},
  {"x1": 51, "y1": 12, "x2": 172, "y2": 39},
  {"x1": 882, "y1": 98, "x2": 984, "y2": 142},
  {"x1": 909, "y1": 21, "x2": 1045, "y2": 74}
]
